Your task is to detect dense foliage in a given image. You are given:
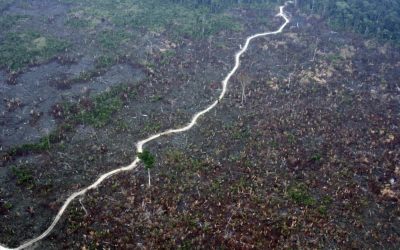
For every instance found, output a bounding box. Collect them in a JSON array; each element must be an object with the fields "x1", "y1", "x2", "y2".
[
  {"x1": 138, "y1": 150, "x2": 155, "y2": 170},
  {"x1": 170, "y1": 0, "x2": 400, "y2": 42},
  {"x1": 170, "y1": 0, "x2": 280, "y2": 12},
  {"x1": 297, "y1": 0, "x2": 400, "y2": 42}
]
